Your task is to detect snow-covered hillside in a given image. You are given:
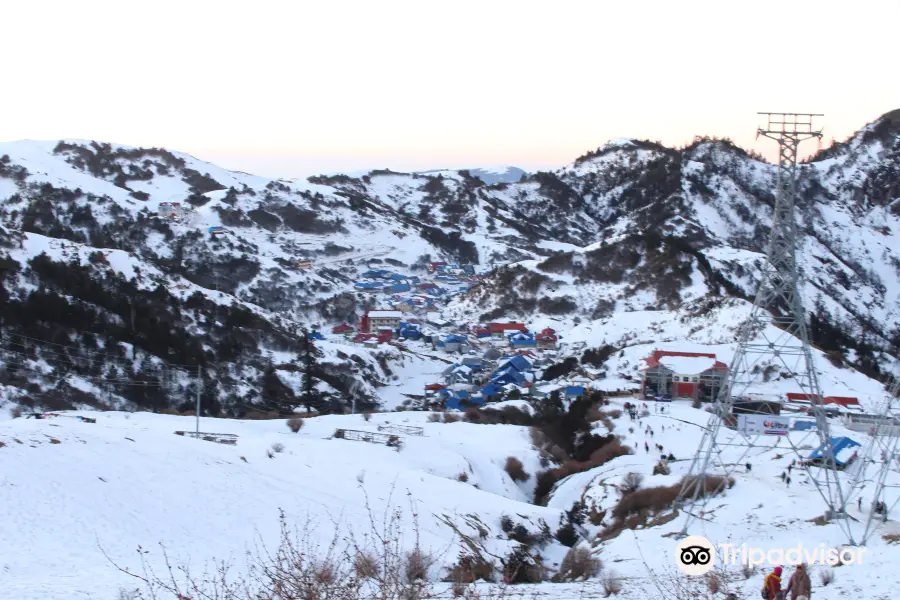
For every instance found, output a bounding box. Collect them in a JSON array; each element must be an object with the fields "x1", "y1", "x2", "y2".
[
  {"x1": 0, "y1": 111, "x2": 898, "y2": 415},
  {"x1": 2, "y1": 398, "x2": 899, "y2": 599}
]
